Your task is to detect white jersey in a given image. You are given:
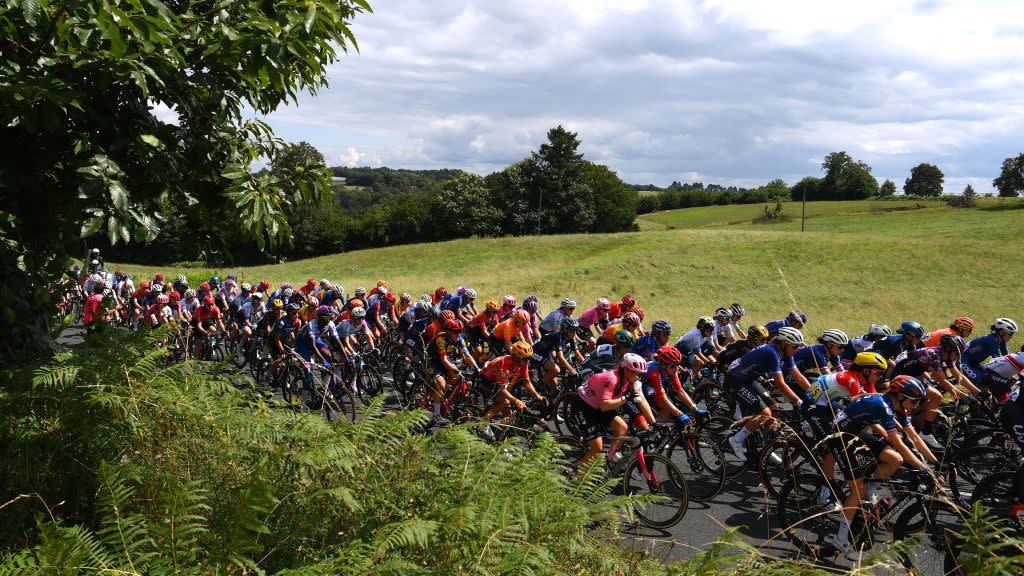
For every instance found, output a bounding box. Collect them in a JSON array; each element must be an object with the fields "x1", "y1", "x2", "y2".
[
  {"x1": 676, "y1": 328, "x2": 713, "y2": 353},
  {"x1": 984, "y1": 353, "x2": 1024, "y2": 379}
]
